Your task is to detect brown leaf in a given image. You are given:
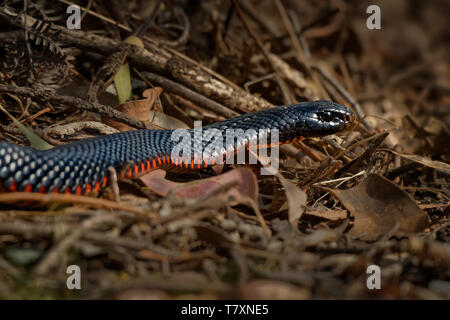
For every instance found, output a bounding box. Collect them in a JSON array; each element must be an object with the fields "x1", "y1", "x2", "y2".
[
  {"x1": 254, "y1": 151, "x2": 307, "y2": 226},
  {"x1": 103, "y1": 87, "x2": 163, "y2": 131},
  {"x1": 276, "y1": 173, "x2": 307, "y2": 226},
  {"x1": 138, "y1": 169, "x2": 176, "y2": 196},
  {"x1": 140, "y1": 167, "x2": 258, "y2": 204},
  {"x1": 327, "y1": 174, "x2": 430, "y2": 240},
  {"x1": 103, "y1": 99, "x2": 152, "y2": 131},
  {"x1": 142, "y1": 86, "x2": 163, "y2": 101}
]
